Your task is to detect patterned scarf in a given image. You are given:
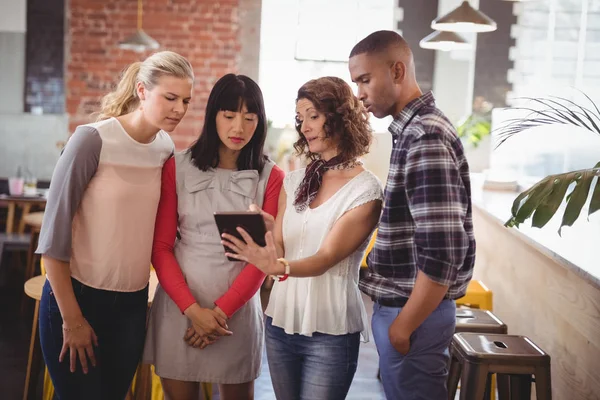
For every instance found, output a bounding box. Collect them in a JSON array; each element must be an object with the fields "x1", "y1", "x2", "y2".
[{"x1": 293, "y1": 155, "x2": 346, "y2": 212}]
